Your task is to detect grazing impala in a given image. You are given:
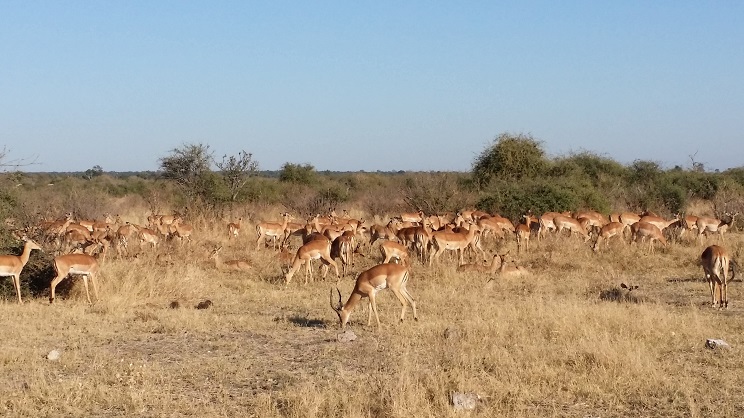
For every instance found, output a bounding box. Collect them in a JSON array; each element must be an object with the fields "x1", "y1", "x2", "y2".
[
  {"x1": 256, "y1": 212, "x2": 292, "y2": 250},
  {"x1": 49, "y1": 253, "x2": 100, "y2": 304},
  {"x1": 553, "y1": 215, "x2": 590, "y2": 241},
  {"x1": 701, "y1": 245, "x2": 735, "y2": 309},
  {"x1": 618, "y1": 212, "x2": 642, "y2": 228},
  {"x1": 330, "y1": 263, "x2": 417, "y2": 329},
  {"x1": 630, "y1": 222, "x2": 667, "y2": 253},
  {"x1": 0, "y1": 239, "x2": 43, "y2": 304},
  {"x1": 284, "y1": 238, "x2": 340, "y2": 285},
  {"x1": 380, "y1": 240, "x2": 410, "y2": 265},
  {"x1": 592, "y1": 222, "x2": 628, "y2": 252}
]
